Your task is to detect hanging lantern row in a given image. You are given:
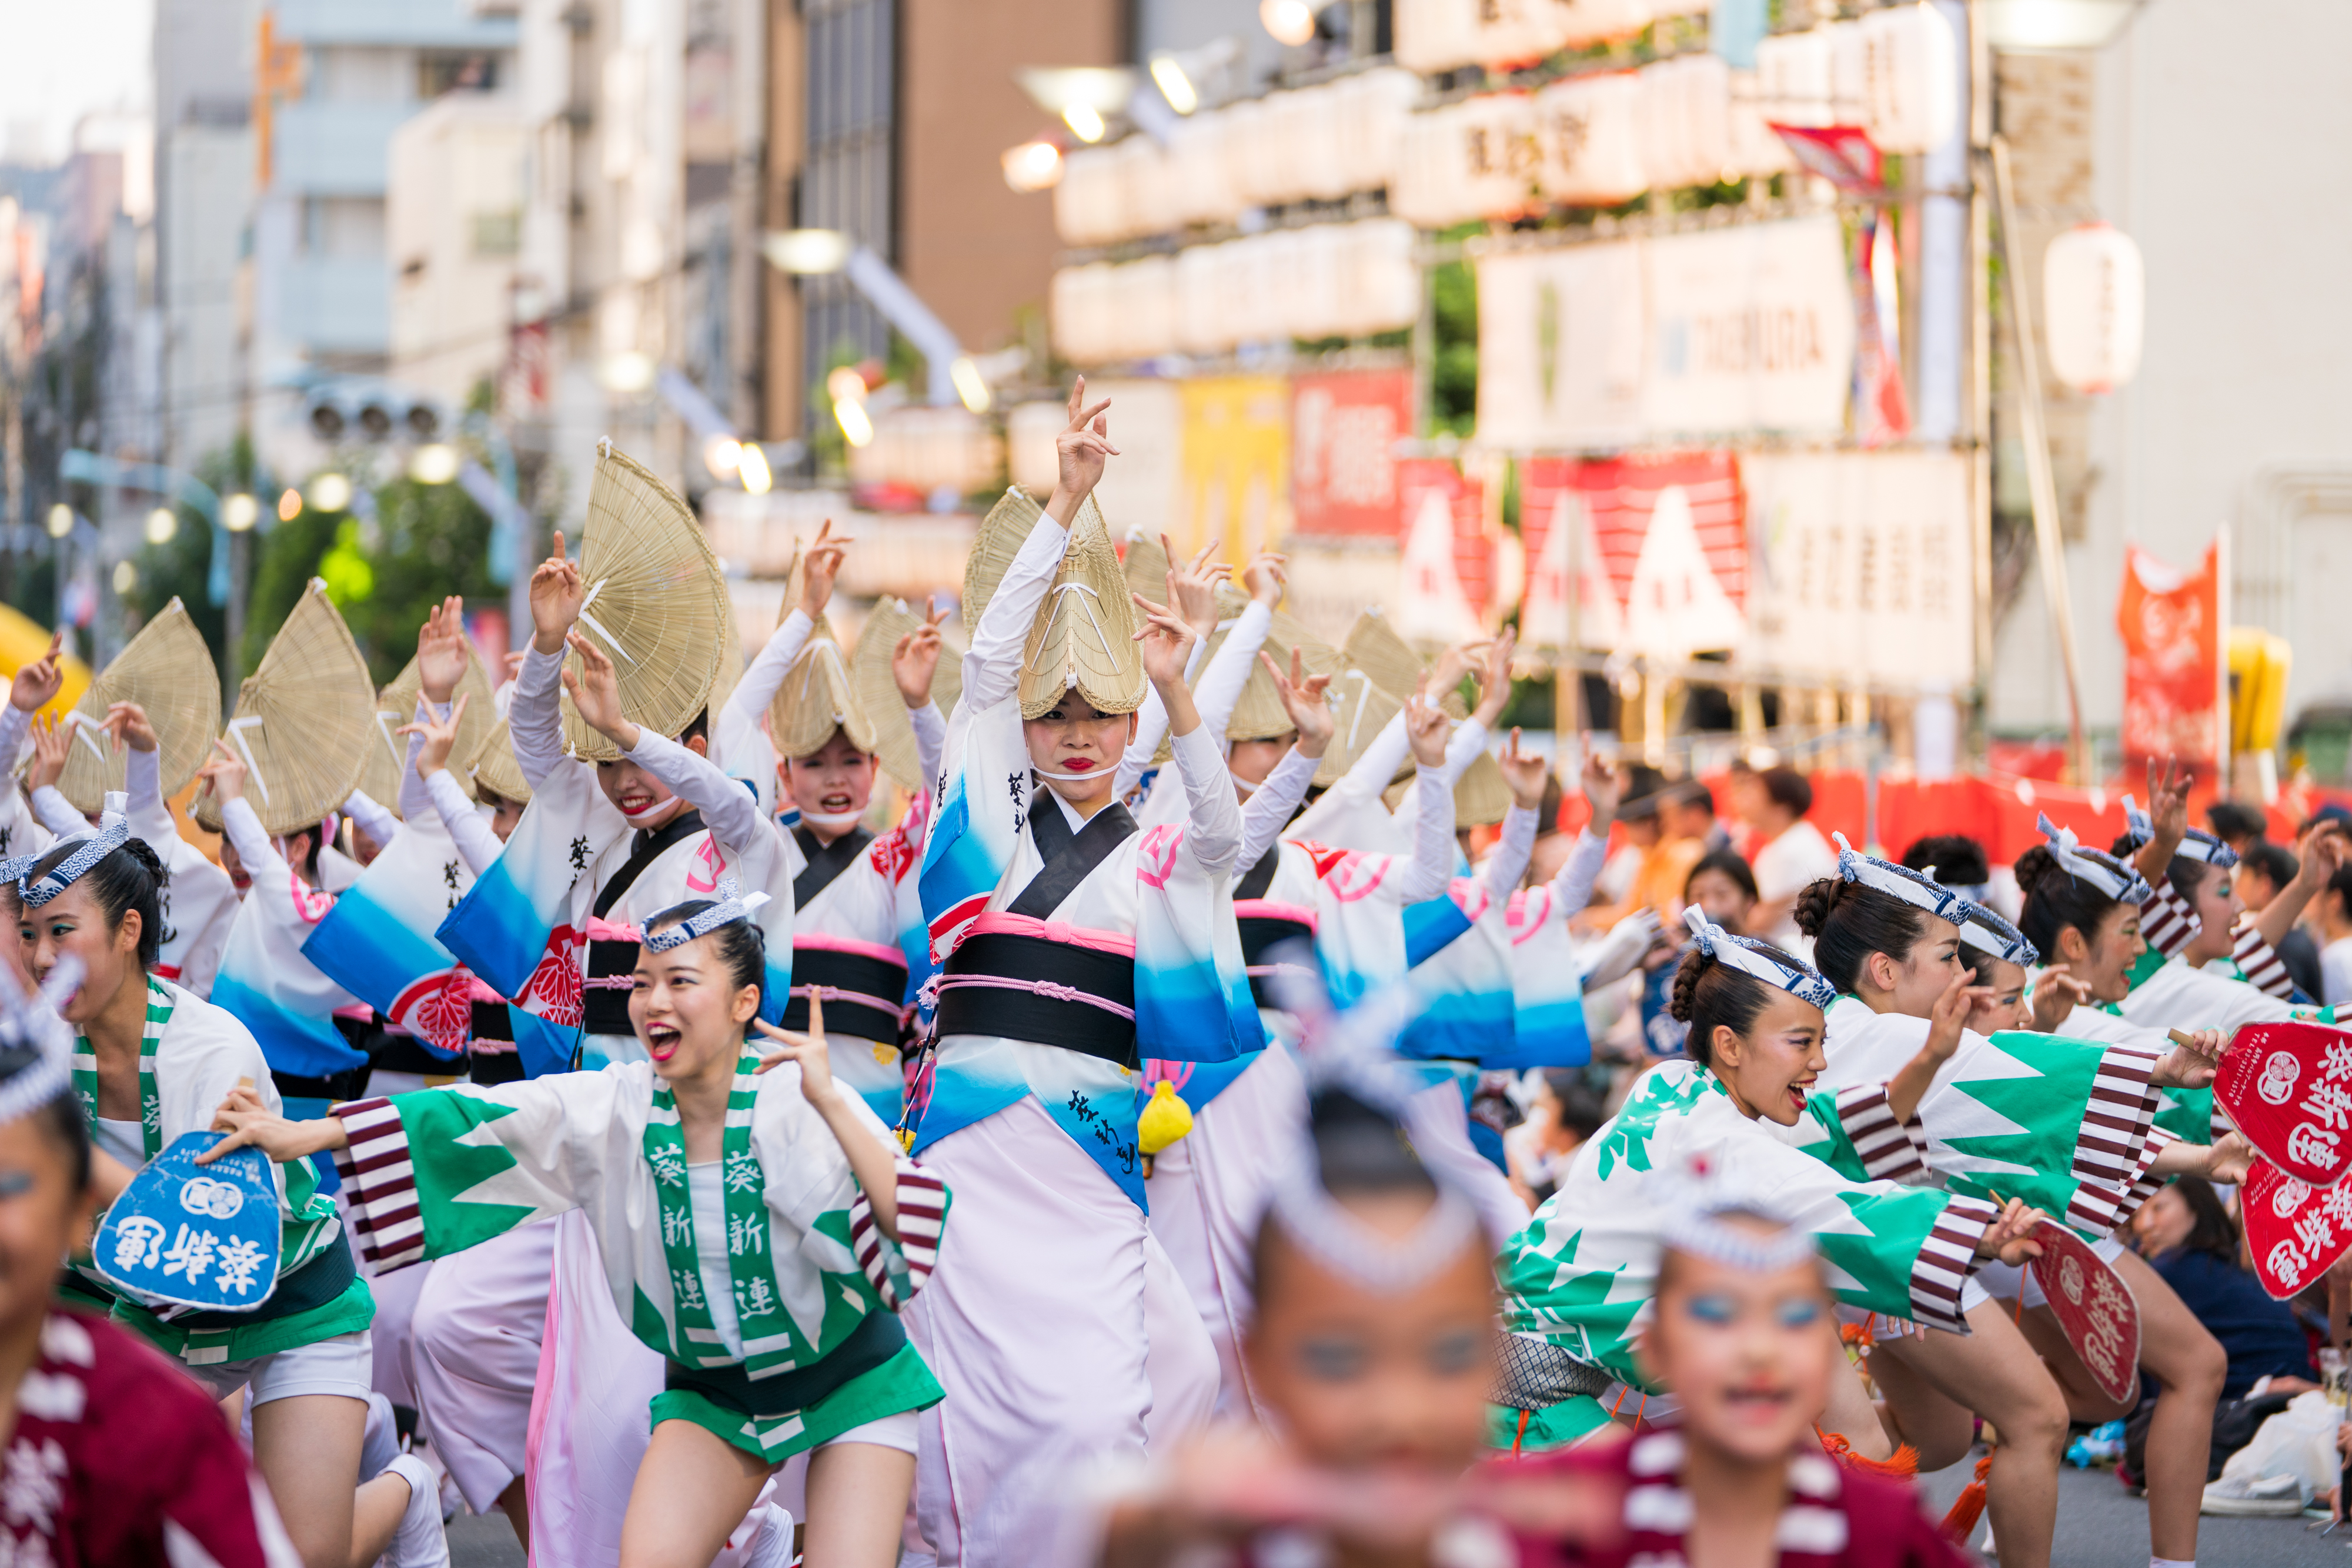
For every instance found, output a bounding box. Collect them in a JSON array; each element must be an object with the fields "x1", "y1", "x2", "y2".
[
  {"x1": 846, "y1": 407, "x2": 1005, "y2": 494},
  {"x1": 1051, "y1": 219, "x2": 1421, "y2": 365},
  {"x1": 1395, "y1": 0, "x2": 1680, "y2": 75},
  {"x1": 1055, "y1": 68, "x2": 1422, "y2": 248},
  {"x1": 2043, "y1": 221, "x2": 2146, "y2": 394},
  {"x1": 1391, "y1": 4, "x2": 1955, "y2": 226}
]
